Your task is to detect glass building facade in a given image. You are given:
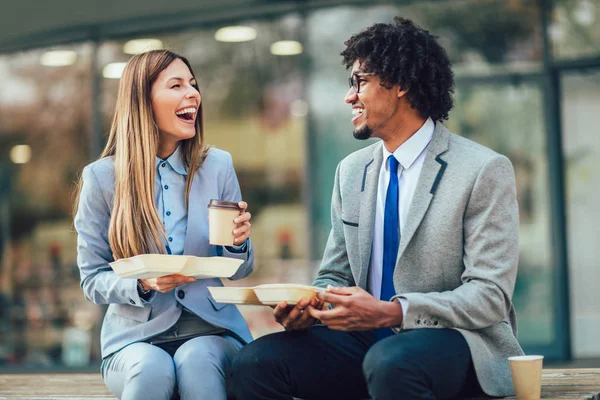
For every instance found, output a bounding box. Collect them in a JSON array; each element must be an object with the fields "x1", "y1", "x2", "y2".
[{"x1": 0, "y1": 0, "x2": 598, "y2": 370}]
